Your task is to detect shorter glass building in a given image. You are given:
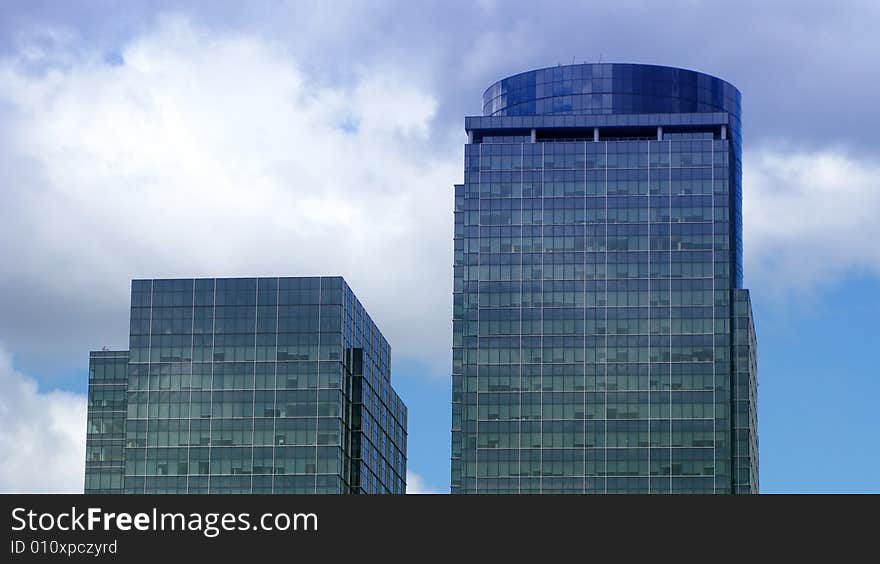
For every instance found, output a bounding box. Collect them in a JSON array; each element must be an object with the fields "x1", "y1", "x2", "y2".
[
  {"x1": 84, "y1": 276, "x2": 407, "y2": 494},
  {"x1": 84, "y1": 350, "x2": 128, "y2": 493}
]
